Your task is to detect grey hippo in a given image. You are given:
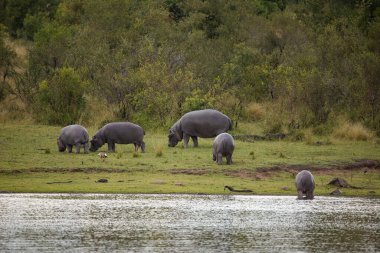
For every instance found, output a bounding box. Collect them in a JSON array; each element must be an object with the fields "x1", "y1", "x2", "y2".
[
  {"x1": 295, "y1": 170, "x2": 315, "y2": 200},
  {"x1": 90, "y1": 122, "x2": 145, "y2": 152},
  {"x1": 57, "y1": 124, "x2": 89, "y2": 153},
  {"x1": 213, "y1": 133, "x2": 235, "y2": 165},
  {"x1": 168, "y1": 109, "x2": 232, "y2": 148}
]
